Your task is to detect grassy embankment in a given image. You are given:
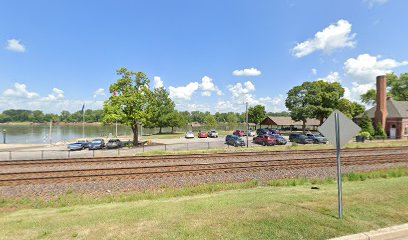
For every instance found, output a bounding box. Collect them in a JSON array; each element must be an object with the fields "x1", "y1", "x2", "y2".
[{"x1": 1, "y1": 168, "x2": 408, "y2": 239}]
